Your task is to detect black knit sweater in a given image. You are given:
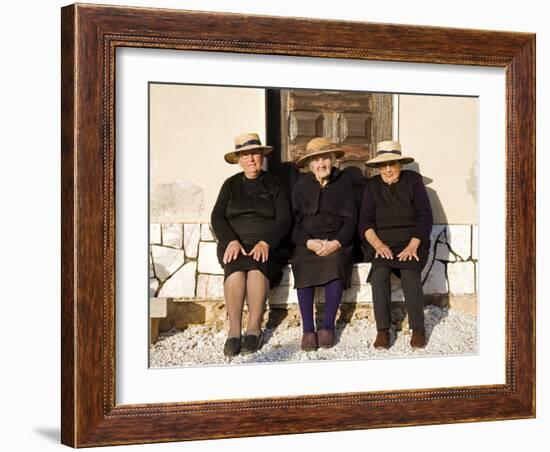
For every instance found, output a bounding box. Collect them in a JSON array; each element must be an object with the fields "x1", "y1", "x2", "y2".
[
  {"x1": 358, "y1": 170, "x2": 433, "y2": 248},
  {"x1": 210, "y1": 171, "x2": 292, "y2": 249}
]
